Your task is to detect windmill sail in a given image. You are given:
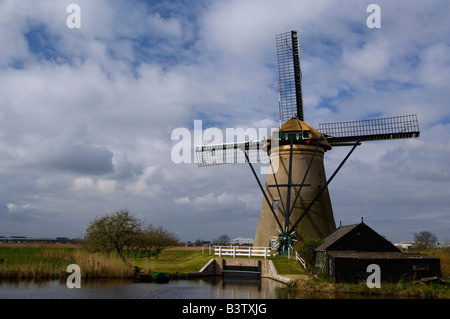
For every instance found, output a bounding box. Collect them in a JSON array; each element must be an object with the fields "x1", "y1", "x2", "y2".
[
  {"x1": 319, "y1": 114, "x2": 420, "y2": 145},
  {"x1": 276, "y1": 30, "x2": 303, "y2": 122},
  {"x1": 195, "y1": 30, "x2": 304, "y2": 166},
  {"x1": 195, "y1": 140, "x2": 270, "y2": 167}
]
